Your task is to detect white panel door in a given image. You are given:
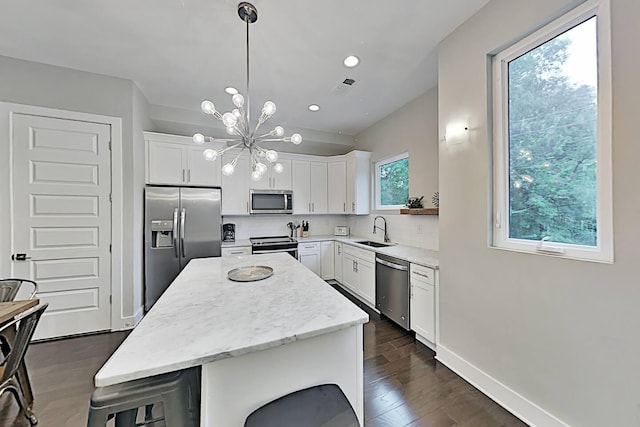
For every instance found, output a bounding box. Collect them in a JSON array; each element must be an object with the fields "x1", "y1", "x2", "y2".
[{"x1": 11, "y1": 114, "x2": 112, "y2": 339}]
